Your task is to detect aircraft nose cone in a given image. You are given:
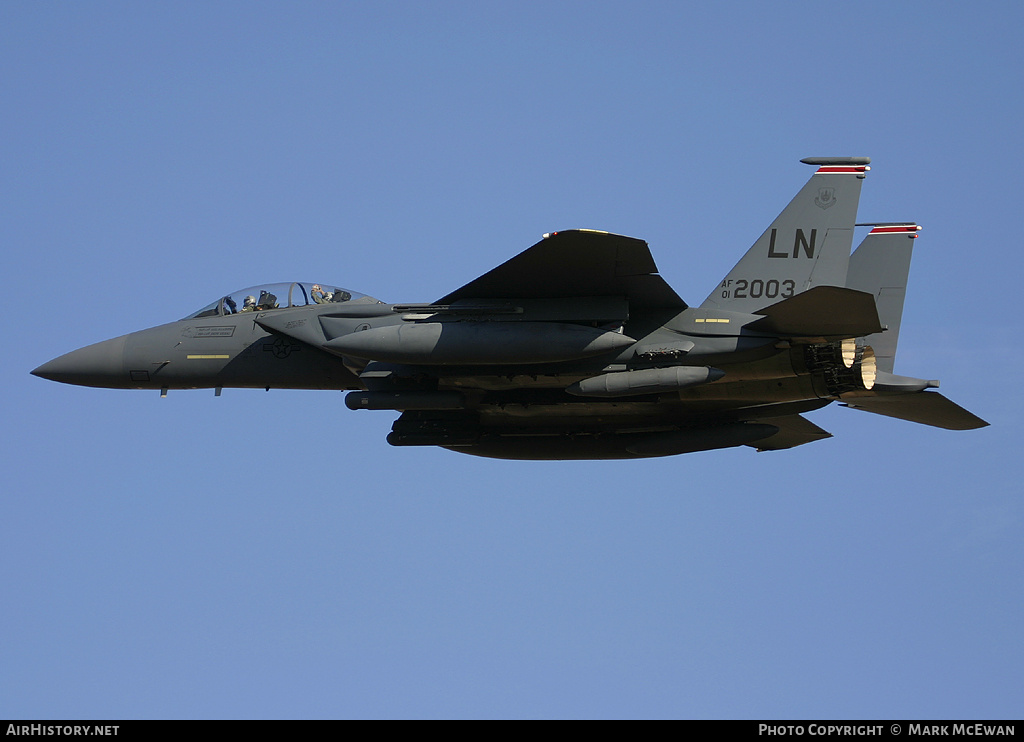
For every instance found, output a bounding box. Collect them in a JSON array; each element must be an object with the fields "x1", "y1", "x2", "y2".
[{"x1": 31, "y1": 335, "x2": 128, "y2": 388}]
